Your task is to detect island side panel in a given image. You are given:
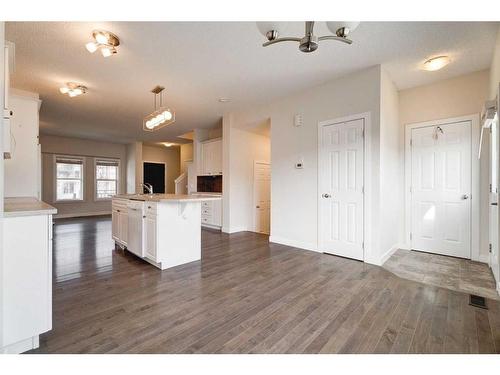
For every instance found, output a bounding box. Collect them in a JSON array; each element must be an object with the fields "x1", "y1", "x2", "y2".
[{"x1": 157, "y1": 200, "x2": 202, "y2": 269}]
